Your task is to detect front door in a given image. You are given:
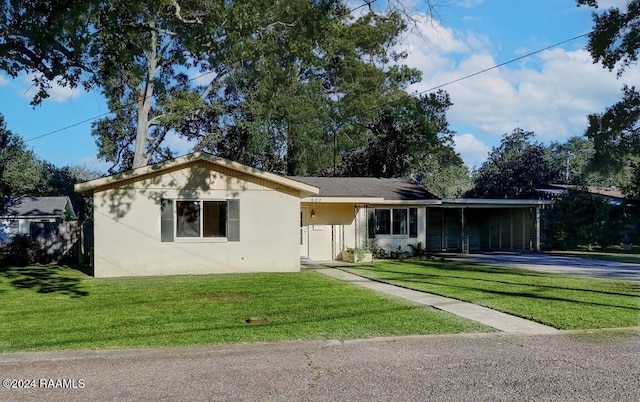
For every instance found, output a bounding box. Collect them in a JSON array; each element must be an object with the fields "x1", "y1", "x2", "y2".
[{"x1": 300, "y1": 208, "x2": 309, "y2": 258}]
